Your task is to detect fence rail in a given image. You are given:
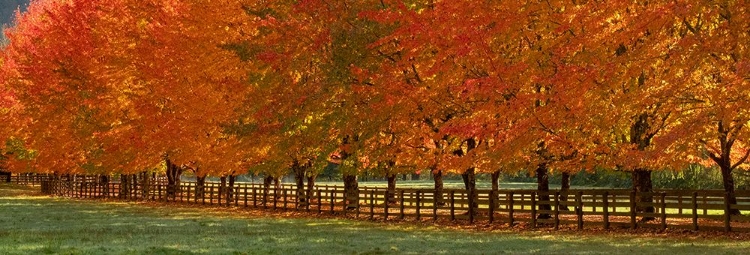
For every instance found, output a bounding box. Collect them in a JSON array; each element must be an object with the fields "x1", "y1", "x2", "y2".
[{"x1": 11, "y1": 173, "x2": 745, "y2": 233}]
